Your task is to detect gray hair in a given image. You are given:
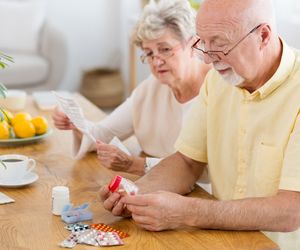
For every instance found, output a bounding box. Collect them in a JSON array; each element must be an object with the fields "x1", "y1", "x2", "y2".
[{"x1": 133, "y1": 0, "x2": 196, "y2": 48}]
